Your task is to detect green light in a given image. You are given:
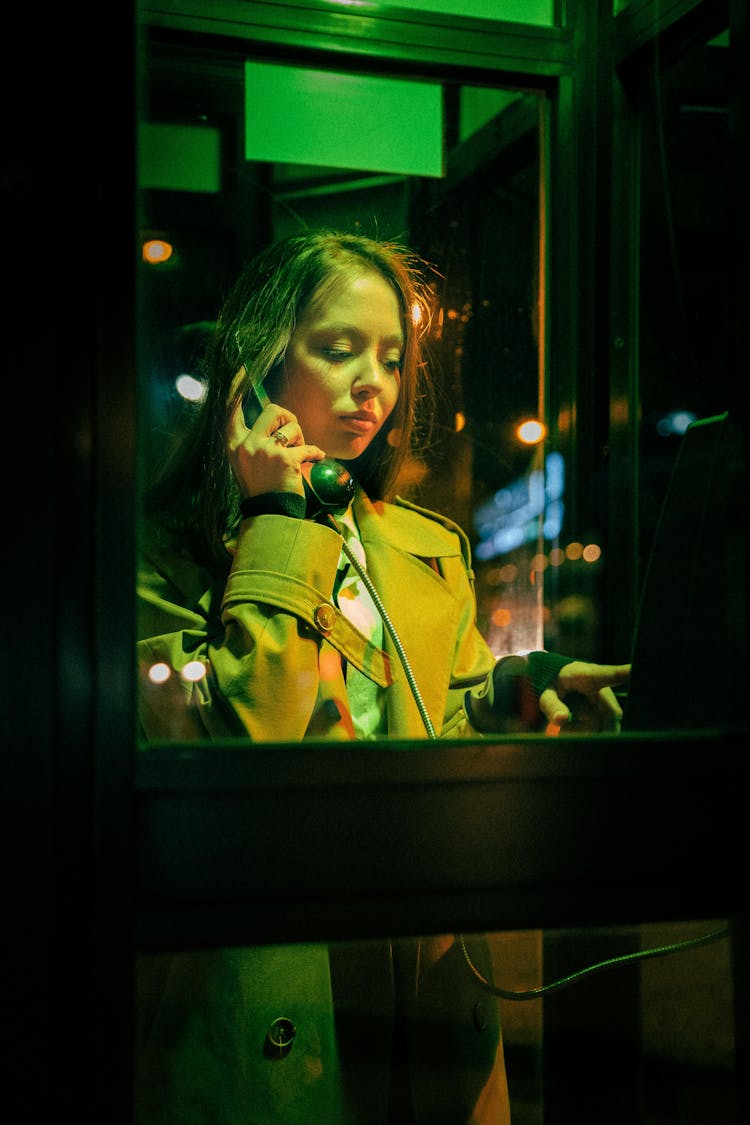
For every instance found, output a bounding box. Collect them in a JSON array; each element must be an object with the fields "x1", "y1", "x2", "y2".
[{"x1": 245, "y1": 62, "x2": 443, "y2": 178}]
